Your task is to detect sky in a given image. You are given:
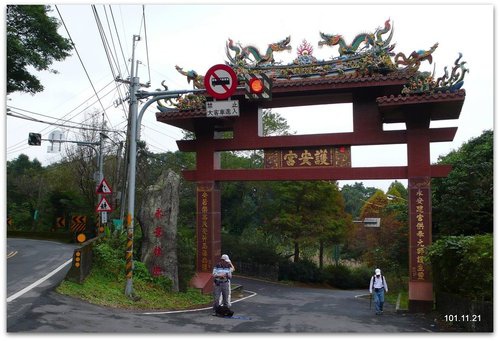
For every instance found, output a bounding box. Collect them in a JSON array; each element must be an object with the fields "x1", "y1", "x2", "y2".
[{"x1": 3, "y1": 1, "x2": 494, "y2": 192}]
